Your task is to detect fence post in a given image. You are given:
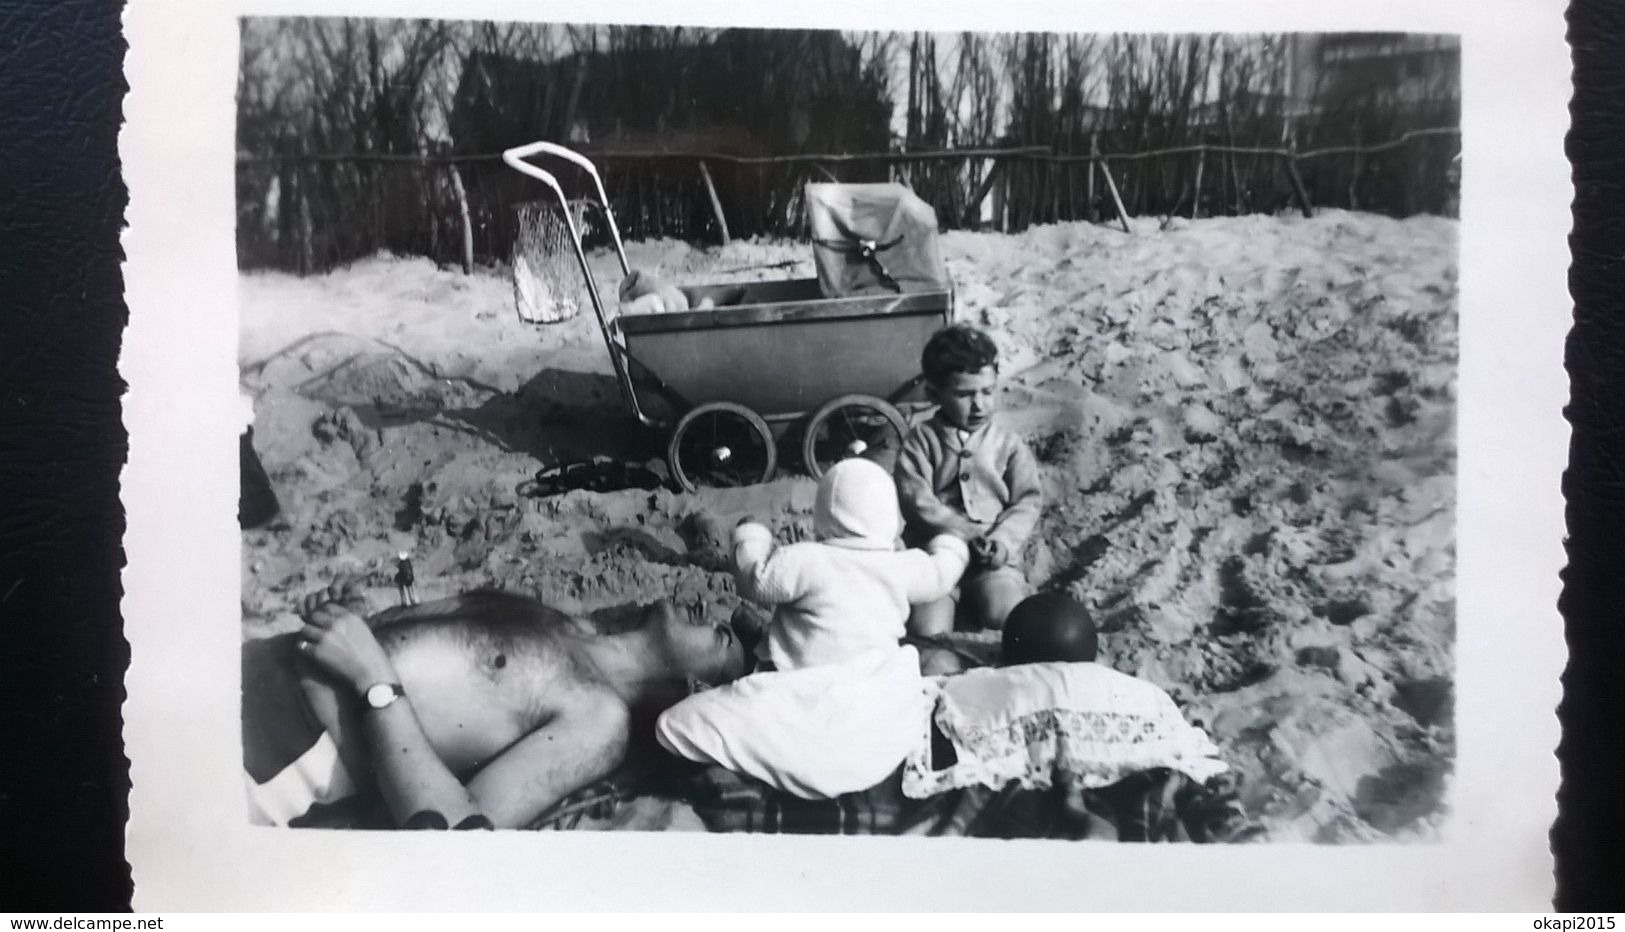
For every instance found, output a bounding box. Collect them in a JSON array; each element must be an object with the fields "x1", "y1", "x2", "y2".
[
  {"x1": 1010, "y1": 159, "x2": 1022, "y2": 231},
  {"x1": 297, "y1": 168, "x2": 314, "y2": 276},
  {"x1": 1283, "y1": 140, "x2": 1314, "y2": 219},
  {"x1": 1049, "y1": 159, "x2": 1060, "y2": 223},
  {"x1": 698, "y1": 161, "x2": 732, "y2": 246},
  {"x1": 1066, "y1": 158, "x2": 1075, "y2": 221},
  {"x1": 1087, "y1": 133, "x2": 1098, "y2": 223},
  {"x1": 1192, "y1": 145, "x2": 1206, "y2": 220},
  {"x1": 994, "y1": 165, "x2": 1008, "y2": 232},
  {"x1": 789, "y1": 167, "x2": 808, "y2": 233},
  {"x1": 652, "y1": 165, "x2": 666, "y2": 238},
  {"x1": 1348, "y1": 127, "x2": 1362, "y2": 211},
  {"x1": 962, "y1": 159, "x2": 1003, "y2": 228},
  {"x1": 1227, "y1": 127, "x2": 1244, "y2": 215},
  {"x1": 1098, "y1": 154, "x2": 1132, "y2": 234},
  {"x1": 446, "y1": 163, "x2": 474, "y2": 276},
  {"x1": 755, "y1": 164, "x2": 765, "y2": 238}
]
